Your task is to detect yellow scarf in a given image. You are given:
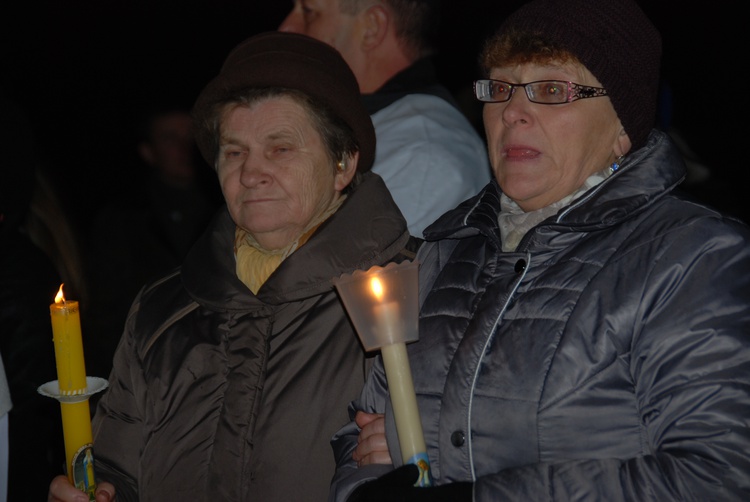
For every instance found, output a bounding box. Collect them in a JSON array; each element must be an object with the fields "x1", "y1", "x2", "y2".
[{"x1": 234, "y1": 195, "x2": 346, "y2": 294}]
